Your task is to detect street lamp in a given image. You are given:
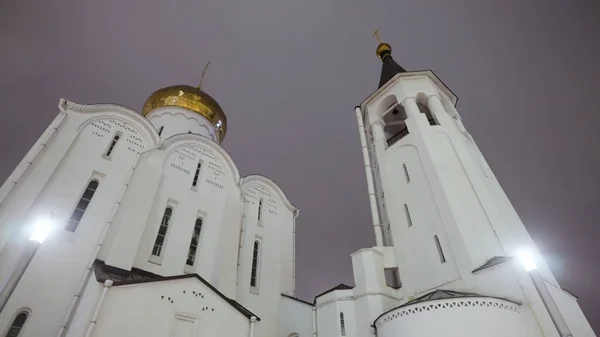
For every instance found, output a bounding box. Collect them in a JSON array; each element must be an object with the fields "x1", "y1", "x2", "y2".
[
  {"x1": 518, "y1": 251, "x2": 573, "y2": 337},
  {"x1": 0, "y1": 216, "x2": 55, "y2": 313}
]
